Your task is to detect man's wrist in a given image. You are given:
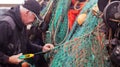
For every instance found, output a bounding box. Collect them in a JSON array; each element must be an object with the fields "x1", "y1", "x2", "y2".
[{"x1": 39, "y1": 45, "x2": 43, "y2": 49}]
